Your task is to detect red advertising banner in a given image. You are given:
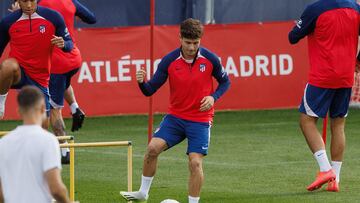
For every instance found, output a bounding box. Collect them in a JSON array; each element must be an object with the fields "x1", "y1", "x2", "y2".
[{"x1": 1, "y1": 21, "x2": 309, "y2": 120}]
